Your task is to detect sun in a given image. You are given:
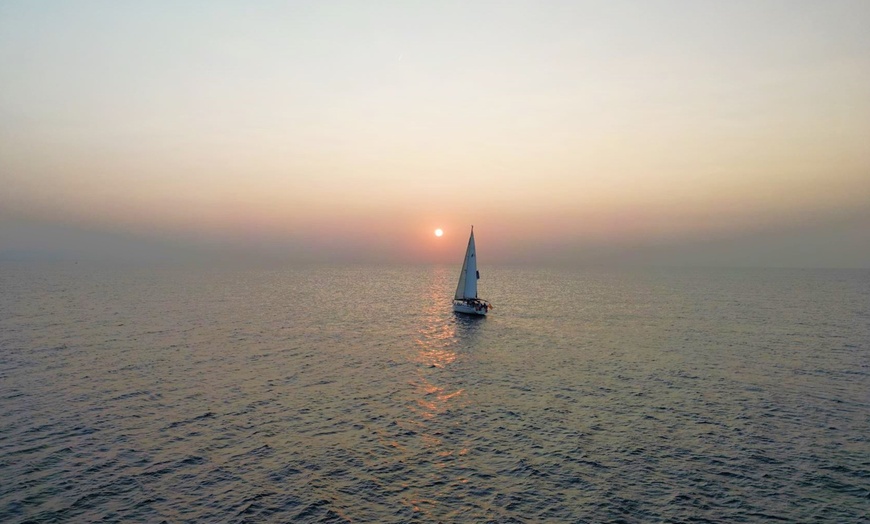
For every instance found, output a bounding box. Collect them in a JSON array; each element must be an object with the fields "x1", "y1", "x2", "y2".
[{"x1": 434, "y1": 228, "x2": 443, "y2": 237}]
